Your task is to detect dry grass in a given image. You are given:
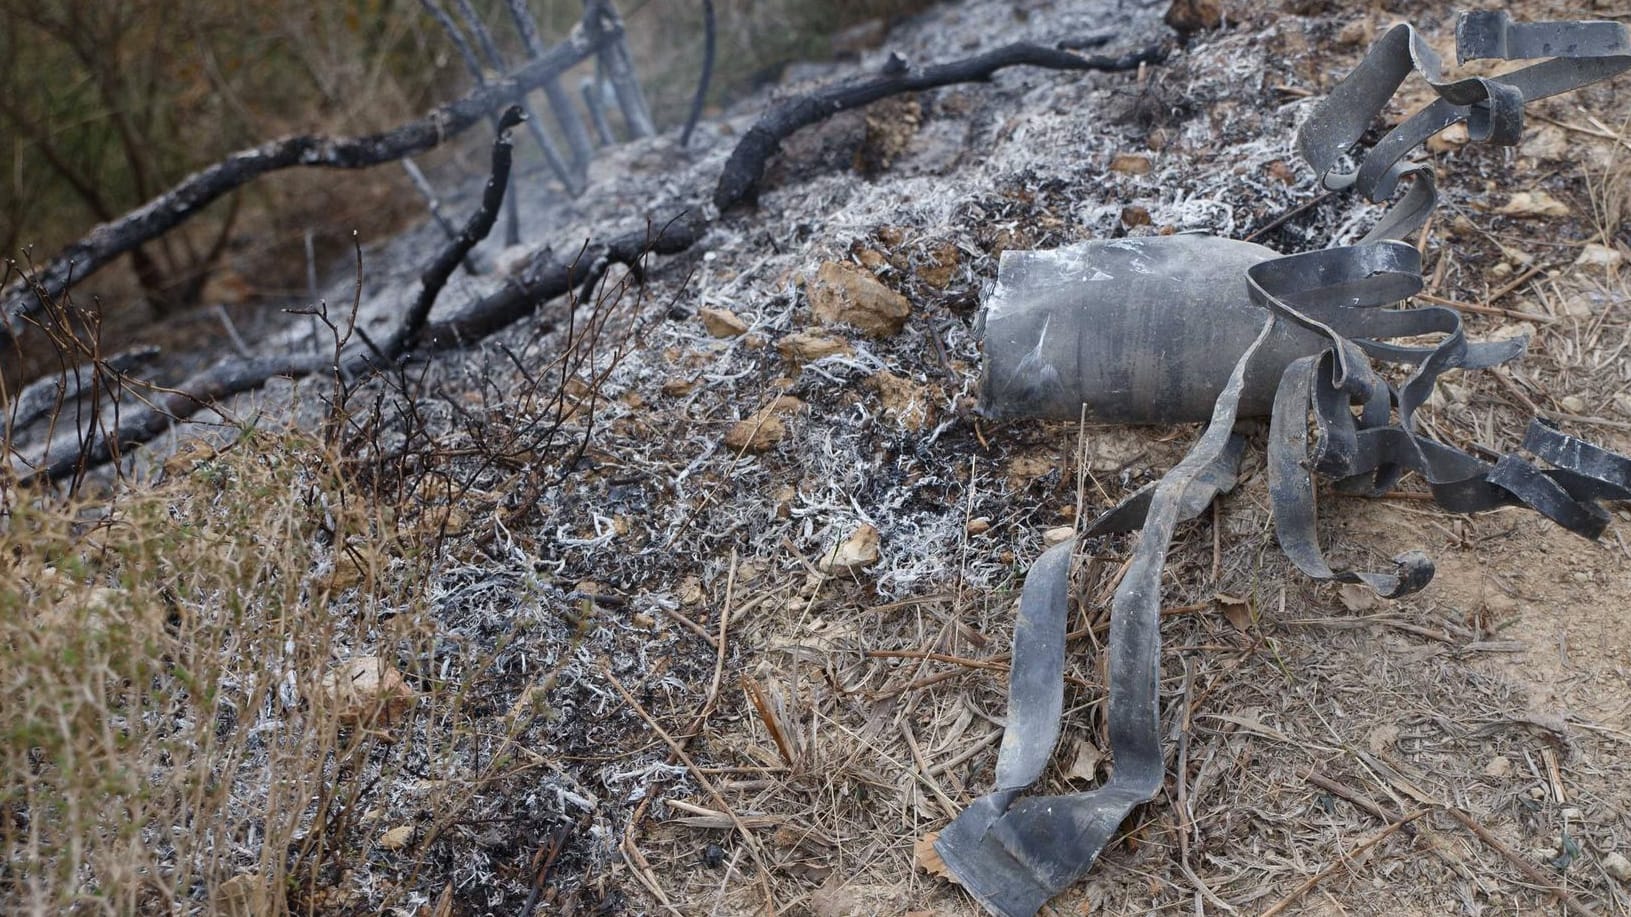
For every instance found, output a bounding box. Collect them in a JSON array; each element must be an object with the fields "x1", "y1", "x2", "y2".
[{"x1": 0, "y1": 424, "x2": 429, "y2": 914}]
